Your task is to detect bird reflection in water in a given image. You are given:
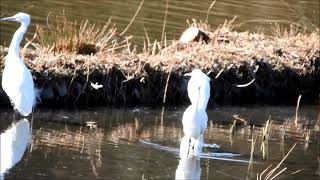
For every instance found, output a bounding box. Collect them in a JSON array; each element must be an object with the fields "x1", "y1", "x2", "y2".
[
  {"x1": 175, "y1": 156, "x2": 201, "y2": 180},
  {"x1": 0, "y1": 118, "x2": 31, "y2": 178}
]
